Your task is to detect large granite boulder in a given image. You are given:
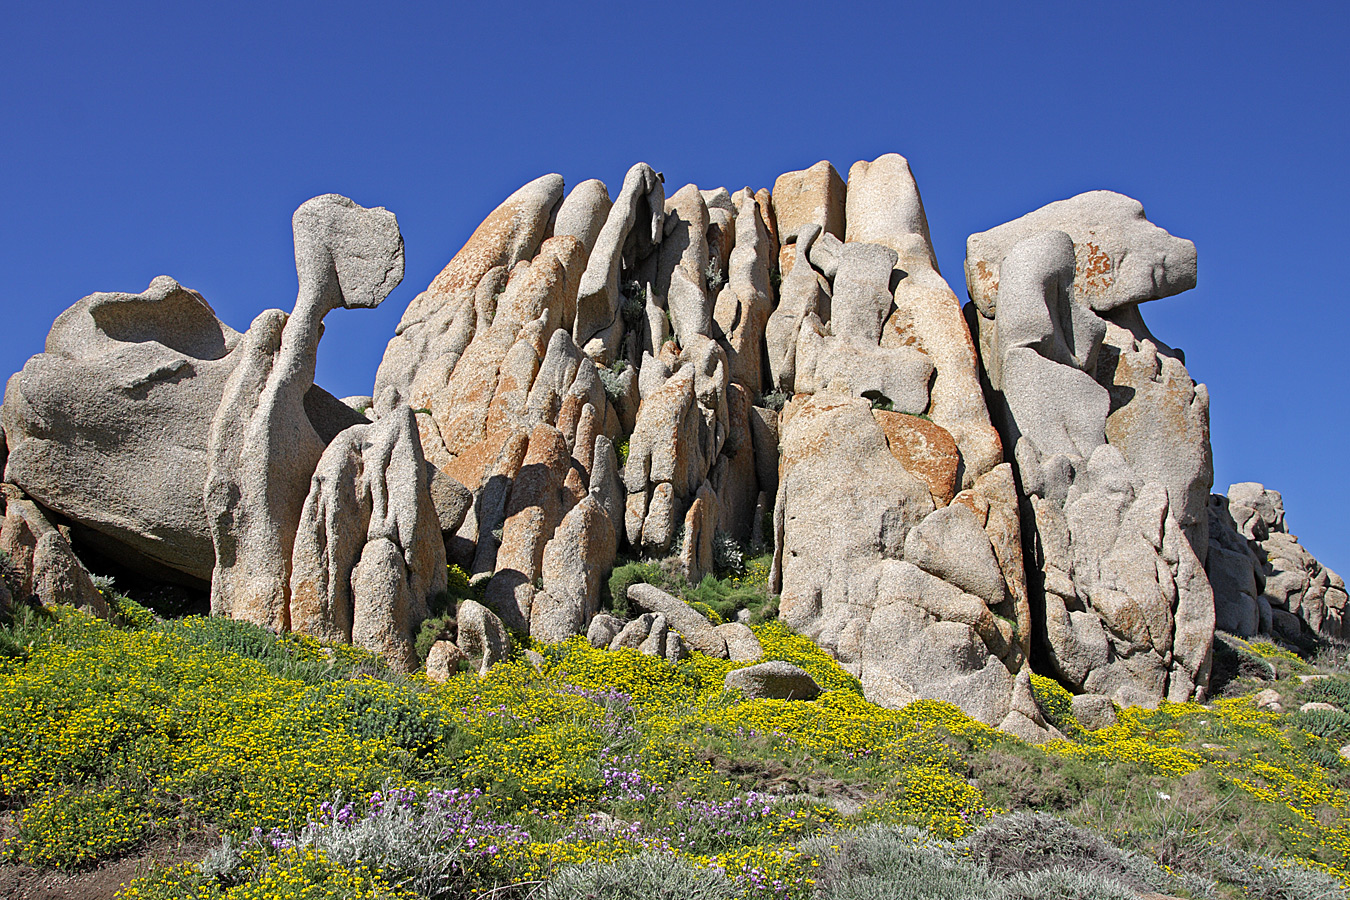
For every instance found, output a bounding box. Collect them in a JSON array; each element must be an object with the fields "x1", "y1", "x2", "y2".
[
  {"x1": 1, "y1": 275, "x2": 364, "y2": 586},
  {"x1": 966, "y1": 193, "x2": 1214, "y2": 706},
  {"x1": 289, "y1": 406, "x2": 446, "y2": 672}
]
